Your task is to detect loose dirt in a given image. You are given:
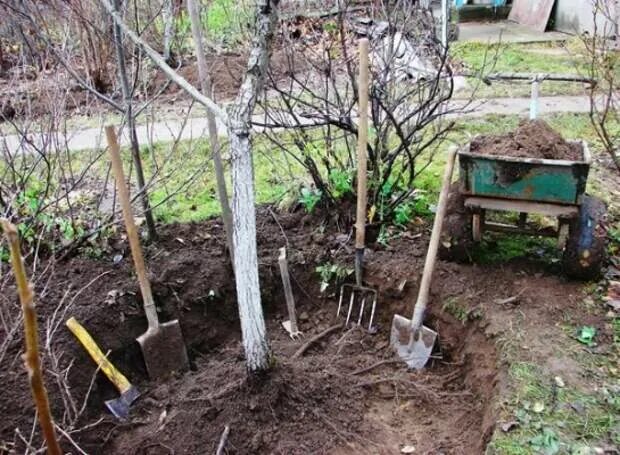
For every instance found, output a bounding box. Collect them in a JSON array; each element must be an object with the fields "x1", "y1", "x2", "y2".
[
  {"x1": 470, "y1": 119, "x2": 583, "y2": 161},
  {"x1": 0, "y1": 206, "x2": 610, "y2": 454}
]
